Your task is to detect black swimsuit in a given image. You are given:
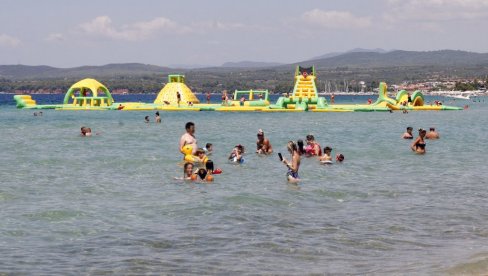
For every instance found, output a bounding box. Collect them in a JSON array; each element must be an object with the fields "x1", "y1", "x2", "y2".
[{"x1": 416, "y1": 142, "x2": 426, "y2": 149}]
